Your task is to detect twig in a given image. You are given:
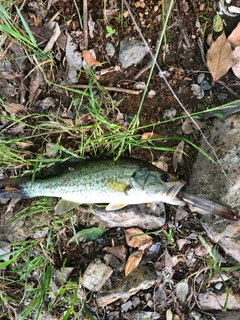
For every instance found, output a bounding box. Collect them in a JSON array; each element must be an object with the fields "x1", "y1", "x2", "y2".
[
  {"x1": 197, "y1": 36, "x2": 207, "y2": 66},
  {"x1": 69, "y1": 84, "x2": 141, "y2": 95},
  {"x1": 83, "y1": 0, "x2": 88, "y2": 49},
  {"x1": 43, "y1": 22, "x2": 61, "y2": 52},
  {"x1": 176, "y1": 5, "x2": 191, "y2": 48},
  {"x1": 216, "y1": 80, "x2": 240, "y2": 98}
]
